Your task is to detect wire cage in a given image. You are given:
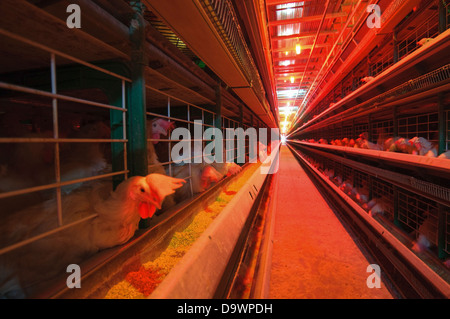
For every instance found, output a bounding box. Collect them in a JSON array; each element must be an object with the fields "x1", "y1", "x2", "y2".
[
  {"x1": 0, "y1": 30, "x2": 130, "y2": 257},
  {"x1": 397, "y1": 112, "x2": 439, "y2": 144},
  {"x1": 292, "y1": 142, "x2": 449, "y2": 261},
  {"x1": 0, "y1": 2, "x2": 266, "y2": 297},
  {"x1": 396, "y1": 9, "x2": 439, "y2": 61},
  {"x1": 397, "y1": 188, "x2": 439, "y2": 247},
  {"x1": 371, "y1": 177, "x2": 395, "y2": 222}
]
